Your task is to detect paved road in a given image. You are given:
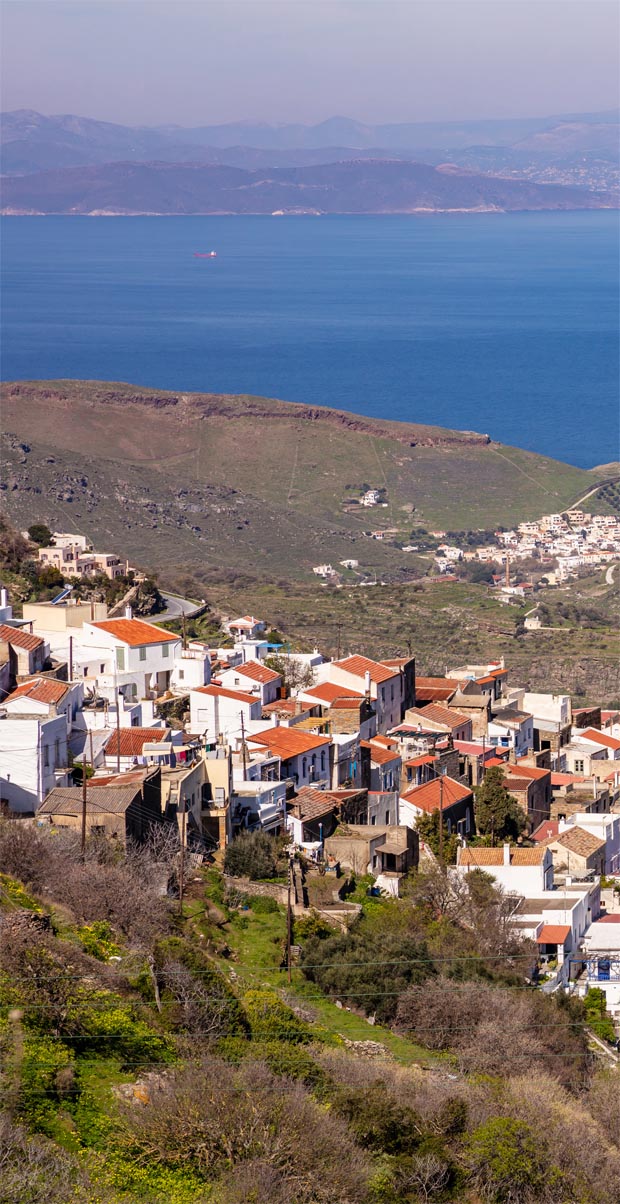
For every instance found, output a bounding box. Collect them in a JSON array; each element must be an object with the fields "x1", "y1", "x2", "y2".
[
  {"x1": 605, "y1": 563, "x2": 617, "y2": 585},
  {"x1": 157, "y1": 593, "x2": 203, "y2": 620}
]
